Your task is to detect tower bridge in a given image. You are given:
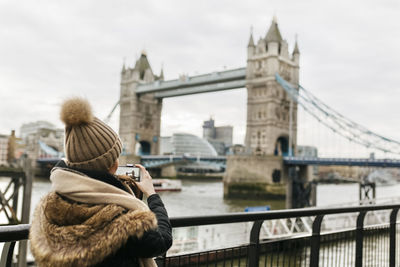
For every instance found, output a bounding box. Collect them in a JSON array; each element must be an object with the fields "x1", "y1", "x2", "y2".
[
  {"x1": 119, "y1": 17, "x2": 299, "y2": 159},
  {"x1": 111, "y1": 16, "x2": 400, "y2": 207},
  {"x1": 118, "y1": 17, "x2": 302, "y2": 205},
  {"x1": 30, "y1": 17, "x2": 400, "y2": 207}
]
